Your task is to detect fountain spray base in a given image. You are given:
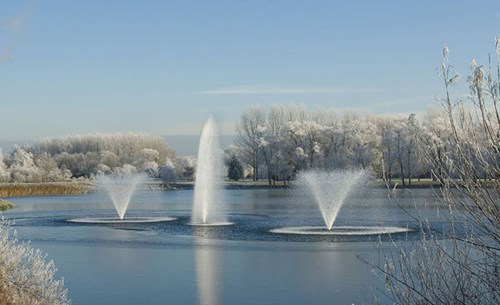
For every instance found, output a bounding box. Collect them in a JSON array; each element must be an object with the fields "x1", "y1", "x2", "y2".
[
  {"x1": 187, "y1": 221, "x2": 234, "y2": 227},
  {"x1": 67, "y1": 216, "x2": 177, "y2": 224},
  {"x1": 270, "y1": 226, "x2": 412, "y2": 236}
]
